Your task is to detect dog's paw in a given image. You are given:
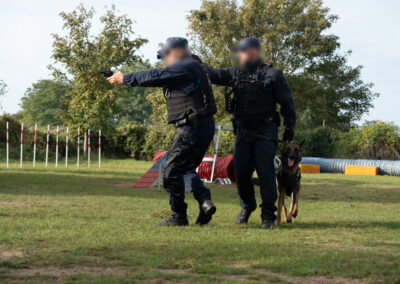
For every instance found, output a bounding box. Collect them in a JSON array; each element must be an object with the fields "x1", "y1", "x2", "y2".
[
  {"x1": 286, "y1": 216, "x2": 292, "y2": 223},
  {"x1": 293, "y1": 211, "x2": 298, "y2": 218}
]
